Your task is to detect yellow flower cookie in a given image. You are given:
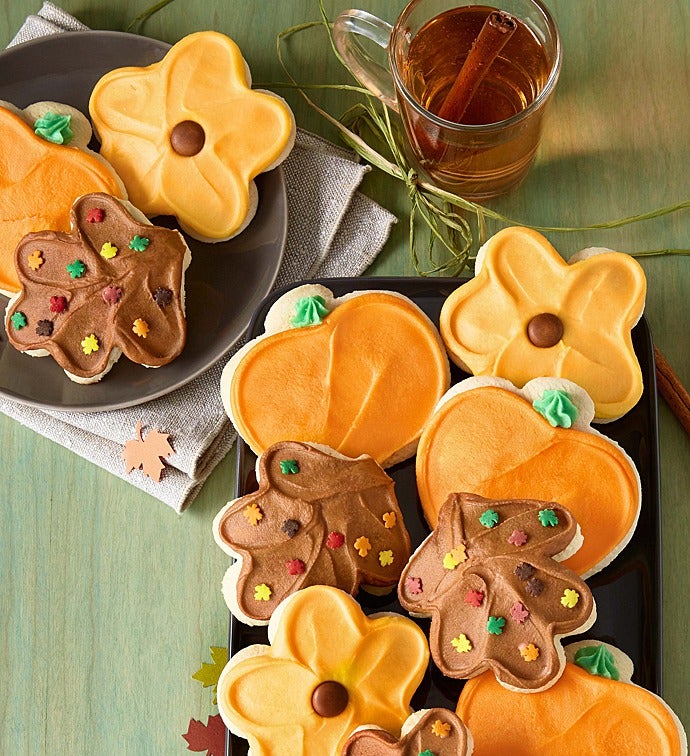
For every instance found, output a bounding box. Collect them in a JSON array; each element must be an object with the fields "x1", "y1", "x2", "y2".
[
  {"x1": 439, "y1": 226, "x2": 647, "y2": 420},
  {"x1": 89, "y1": 31, "x2": 296, "y2": 242},
  {"x1": 217, "y1": 585, "x2": 429, "y2": 755}
]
